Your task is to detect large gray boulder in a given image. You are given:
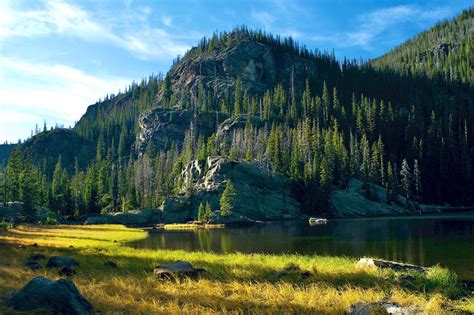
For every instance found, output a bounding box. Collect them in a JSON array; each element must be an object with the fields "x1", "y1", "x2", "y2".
[
  {"x1": 0, "y1": 201, "x2": 23, "y2": 221},
  {"x1": 6, "y1": 277, "x2": 92, "y2": 314},
  {"x1": 85, "y1": 208, "x2": 160, "y2": 226},
  {"x1": 160, "y1": 156, "x2": 300, "y2": 224},
  {"x1": 46, "y1": 256, "x2": 79, "y2": 268}
]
